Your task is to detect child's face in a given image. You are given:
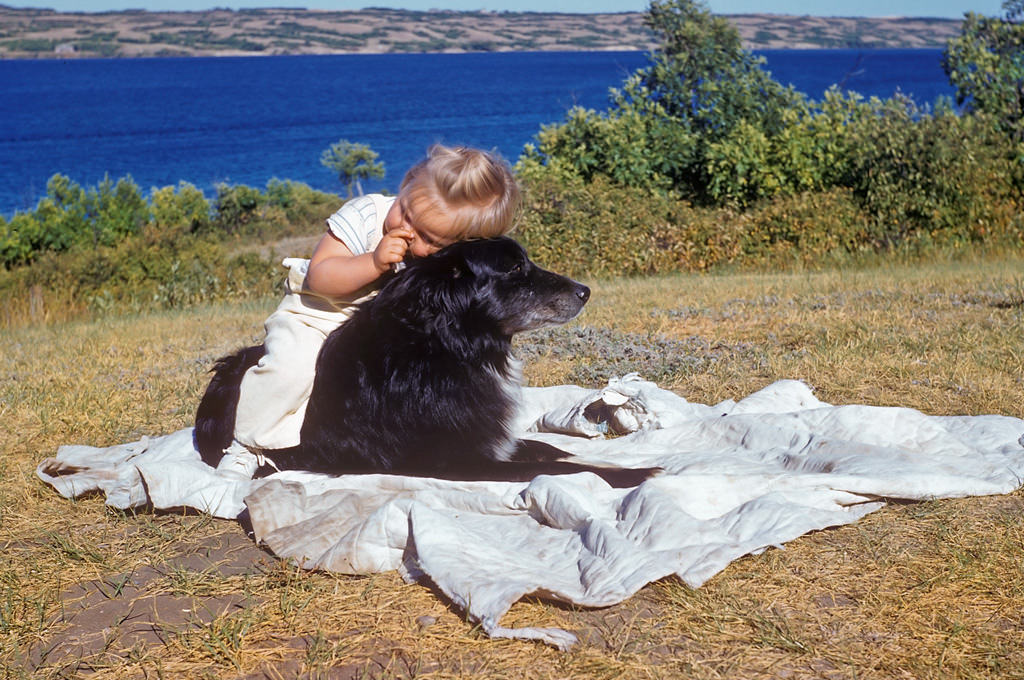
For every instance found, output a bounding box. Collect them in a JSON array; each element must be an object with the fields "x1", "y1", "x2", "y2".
[{"x1": 383, "y1": 193, "x2": 454, "y2": 258}]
